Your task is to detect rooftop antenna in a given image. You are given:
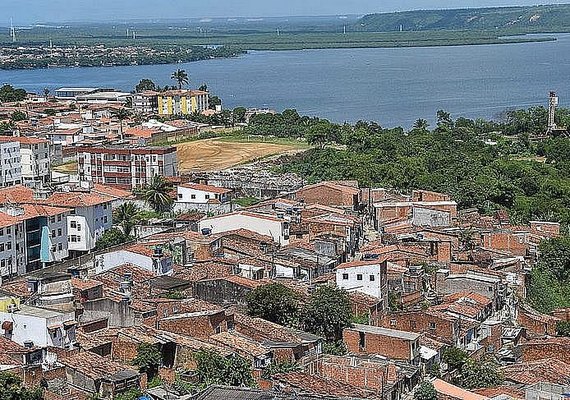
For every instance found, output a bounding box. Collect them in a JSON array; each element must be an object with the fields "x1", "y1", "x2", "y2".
[{"x1": 10, "y1": 18, "x2": 16, "y2": 42}]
